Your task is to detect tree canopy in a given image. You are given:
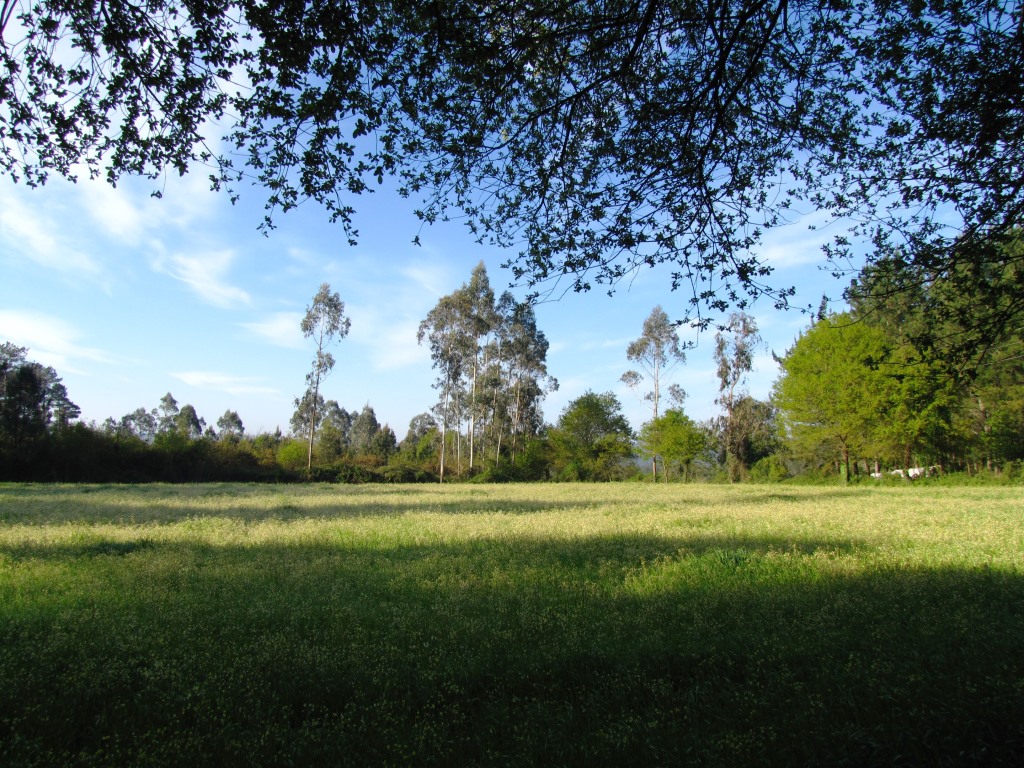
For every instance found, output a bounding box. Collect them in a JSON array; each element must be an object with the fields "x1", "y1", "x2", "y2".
[
  {"x1": 4, "y1": 0, "x2": 1023, "y2": 345},
  {"x1": 548, "y1": 391, "x2": 633, "y2": 481}
]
